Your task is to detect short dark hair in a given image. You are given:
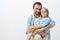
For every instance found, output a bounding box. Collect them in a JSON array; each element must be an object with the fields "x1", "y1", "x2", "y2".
[{"x1": 33, "y1": 2, "x2": 42, "y2": 8}]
